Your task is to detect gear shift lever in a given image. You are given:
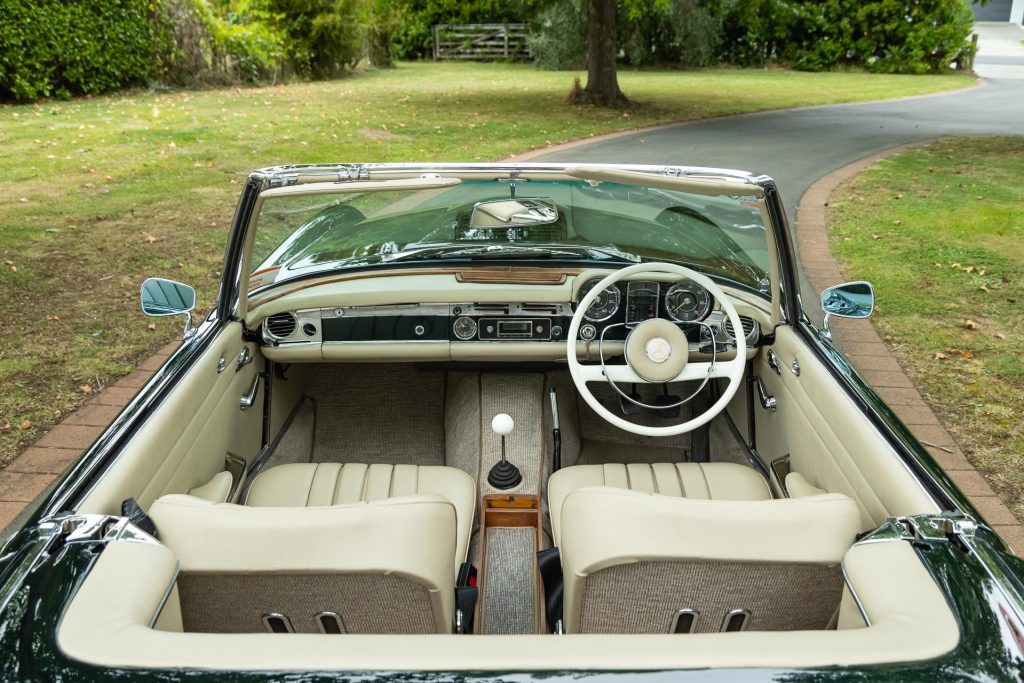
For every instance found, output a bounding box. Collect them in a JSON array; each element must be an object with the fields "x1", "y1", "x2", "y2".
[{"x1": 487, "y1": 413, "x2": 522, "y2": 490}]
